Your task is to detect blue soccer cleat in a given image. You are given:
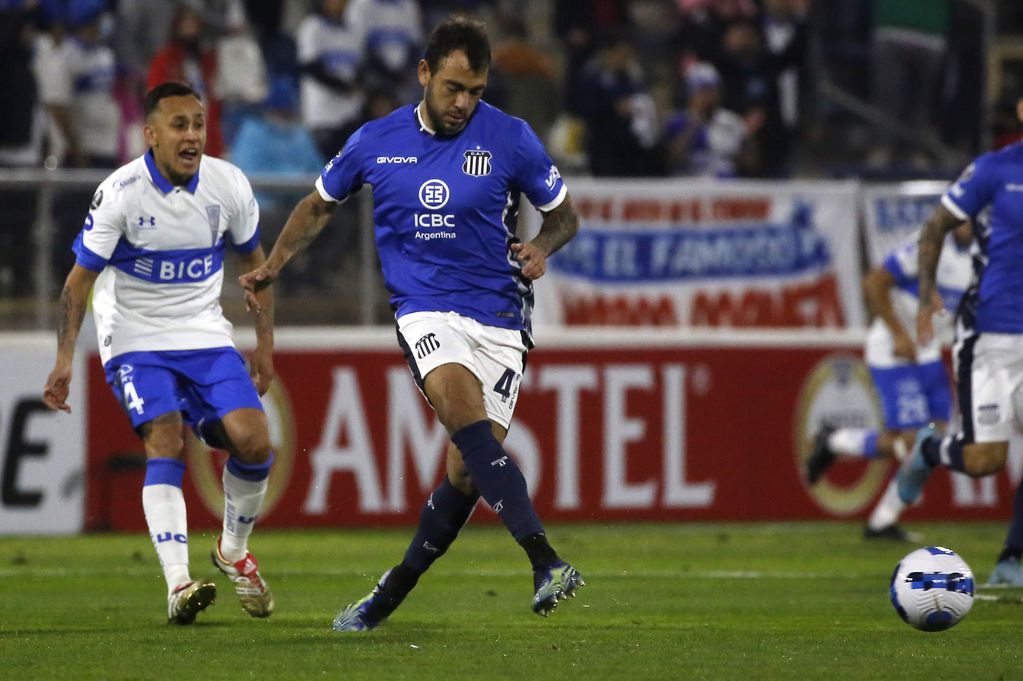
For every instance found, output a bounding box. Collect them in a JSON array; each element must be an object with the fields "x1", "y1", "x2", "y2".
[
  {"x1": 332, "y1": 569, "x2": 392, "y2": 632},
  {"x1": 532, "y1": 562, "x2": 585, "y2": 617},
  {"x1": 896, "y1": 424, "x2": 938, "y2": 505},
  {"x1": 987, "y1": 557, "x2": 1023, "y2": 587}
]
